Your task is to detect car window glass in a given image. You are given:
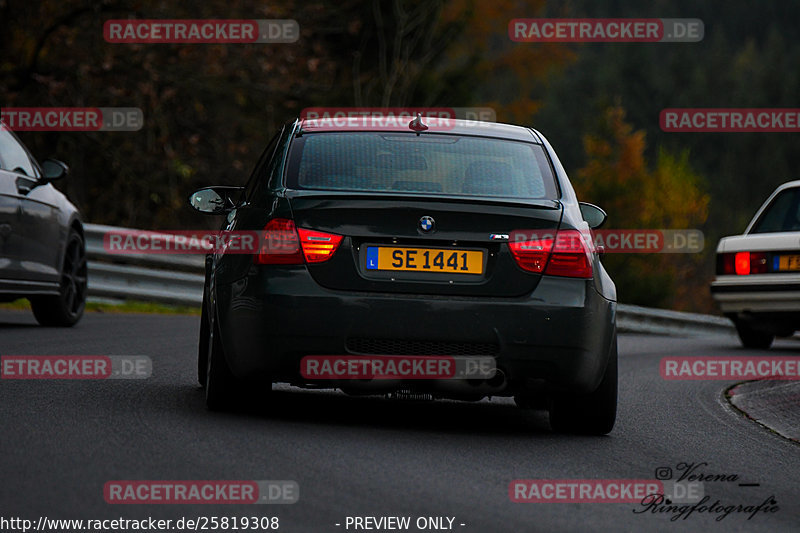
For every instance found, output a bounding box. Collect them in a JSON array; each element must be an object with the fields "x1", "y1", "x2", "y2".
[
  {"x1": 751, "y1": 188, "x2": 800, "y2": 233},
  {"x1": 243, "y1": 128, "x2": 283, "y2": 202},
  {"x1": 0, "y1": 129, "x2": 37, "y2": 177},
  {"x1": 288, "y1": 132, "x2": 557, "y2": 199}
]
